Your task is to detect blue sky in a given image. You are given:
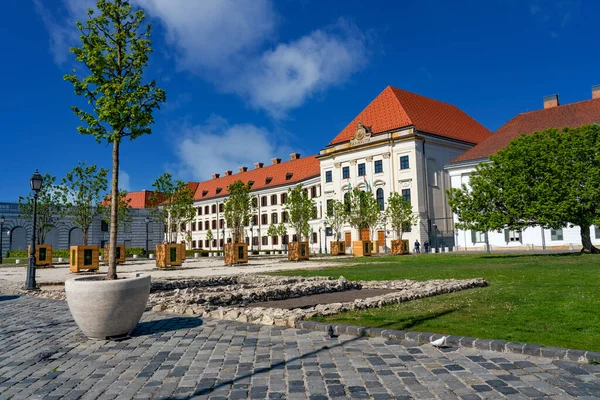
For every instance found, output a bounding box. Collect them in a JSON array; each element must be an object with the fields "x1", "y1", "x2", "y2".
[{"x1": 0, "y1": 0, "x2": 597, "y2": 201}]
